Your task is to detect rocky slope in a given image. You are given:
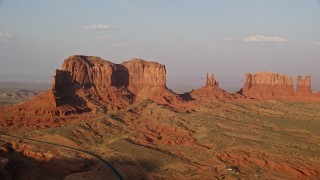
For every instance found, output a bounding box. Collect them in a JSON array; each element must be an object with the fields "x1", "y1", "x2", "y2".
[{"x1": 181, "y1": 73, "x2": 245, "y2": 109}]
